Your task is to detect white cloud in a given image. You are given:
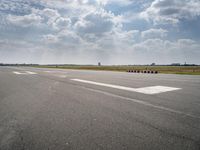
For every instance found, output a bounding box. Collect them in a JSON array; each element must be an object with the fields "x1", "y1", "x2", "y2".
[
  {"x1": 43, "y1": 34, "x2": 59, "y2": 43},
  {"x1": 141, "y1": 28, "x2": 168, "y2": 39},
  {"x1": 177, "y1": 39, "x2": 196, "y2": 45},
  {"x1": 0, "y1": 0, "x2": 33, "y2": 14},
  {"x1": 6, "y1": 7, "x2": 72, "y2": 30},
  {"x1": 55, "y1": 17, "x2": 71, "y2": 29},
  {"x1": 41, "y1": 0, "x2": 132, "y2": 8},
  {"x1": 95, "y1": 0, "x2": 133, "y2": 6},
  {"x1": 33, "y1": 8, "x2": 60, "y2": 26},
  {"x1": 141, "y1": 0, "x2": 200, "y2": 24},
  {"x1": 74, "y1": 9, "x2": 117, "y2": 35},
  {"x1": 128, "y1": 38, "x2": 200, "y2": 64},
  {"x1": 41, "y1": 8, "x2": 60, "y2": 18},
  {"x1": 7, "y1": 13, "x2": 42, "y2": 27},
  {"x1": 40, "y1": 0, "x2": 96, "y2": 13},
  {"x1": 34, "y1": 8, "x2": 72, "y2": 30},
  {"x1": 1, "y1": 0, "x2": 200, "y2": 64}
]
